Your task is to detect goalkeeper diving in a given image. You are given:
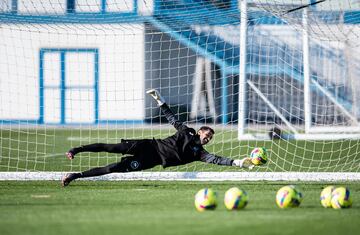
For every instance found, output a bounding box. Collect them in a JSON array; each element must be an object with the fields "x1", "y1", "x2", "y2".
[{"x1": 61, "y1": 89, "x2": 256, "y2": 186}]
